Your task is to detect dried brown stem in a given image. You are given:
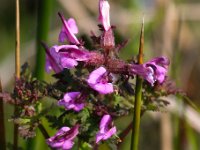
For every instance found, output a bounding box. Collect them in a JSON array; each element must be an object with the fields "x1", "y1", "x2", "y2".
[
  {"x1": 0, "y1": 79, "x2": 6, "y2": 150},
  {"x1": 14, "y1": 0, "x2": 20, "y2": 148}
]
